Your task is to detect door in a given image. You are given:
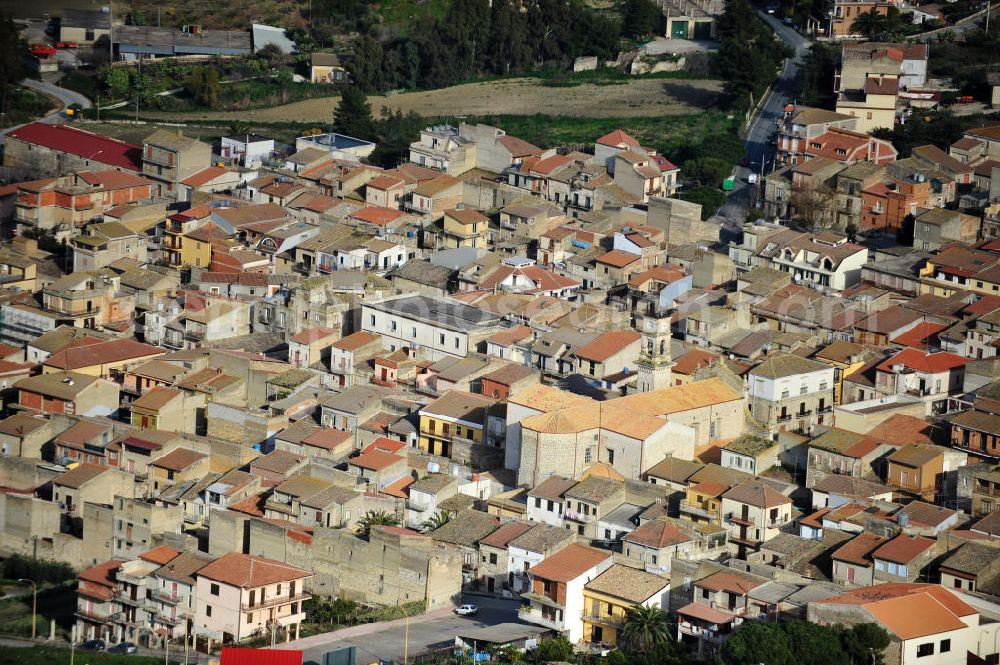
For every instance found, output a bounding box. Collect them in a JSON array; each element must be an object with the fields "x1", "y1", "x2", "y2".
[
  {"x1": 693, "y1": 21, "x2": 712, "y2": 39},
  {"x1": 671, "y1": 19, "x2": 689, "y2": 38}
]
